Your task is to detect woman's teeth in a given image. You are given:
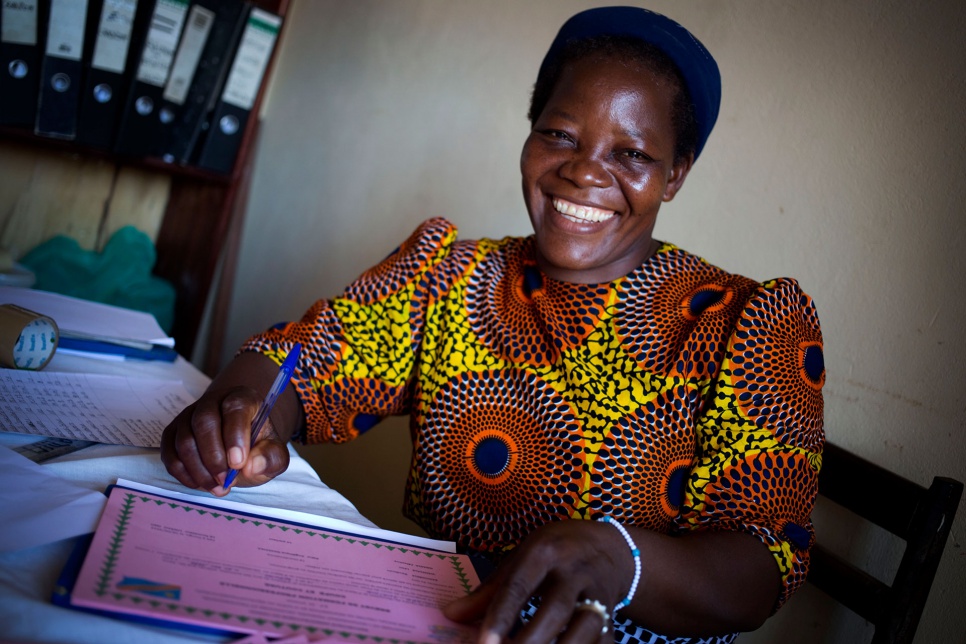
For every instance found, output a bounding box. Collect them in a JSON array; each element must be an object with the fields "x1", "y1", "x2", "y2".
[{"x1": 552, "y1": 198, "x2": 616, "y2": 223}]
